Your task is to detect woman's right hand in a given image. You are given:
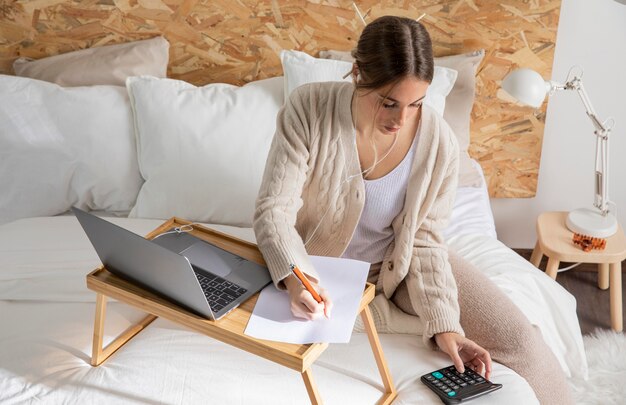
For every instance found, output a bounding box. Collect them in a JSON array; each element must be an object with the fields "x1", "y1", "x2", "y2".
[
  {"x1": 434, "y1": 332, "x2": 492, "y2": 380},
  {"x1": 283, "y1": 274, "x2": 333, "y2": 320}
]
